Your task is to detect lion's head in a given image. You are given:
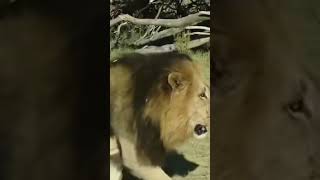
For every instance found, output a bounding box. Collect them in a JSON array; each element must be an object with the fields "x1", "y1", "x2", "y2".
[{"x1": 142, "y1": 57, "x2": 210, "y2": 150}]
